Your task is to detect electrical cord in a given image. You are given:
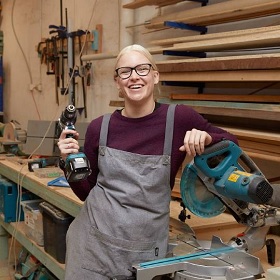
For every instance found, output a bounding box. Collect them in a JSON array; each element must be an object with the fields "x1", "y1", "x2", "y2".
[{"x1": 11, "y1": 0, "x2": 41, "y2": 120}]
